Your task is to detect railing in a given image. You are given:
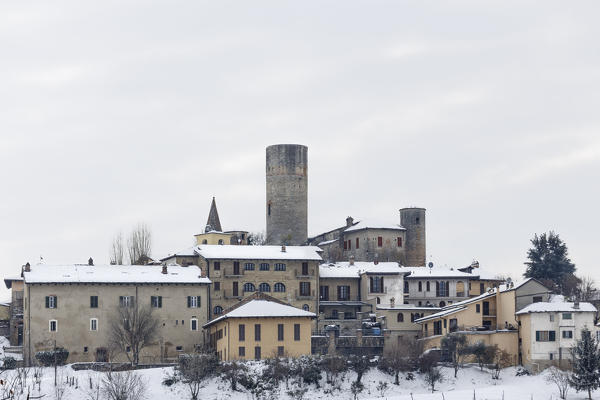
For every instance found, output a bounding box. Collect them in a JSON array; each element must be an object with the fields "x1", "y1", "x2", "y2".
[{"x1": 456, "y1": 291, "x2": 465, "y2": 297}]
